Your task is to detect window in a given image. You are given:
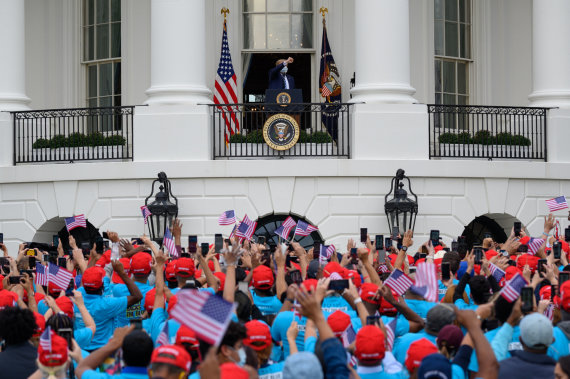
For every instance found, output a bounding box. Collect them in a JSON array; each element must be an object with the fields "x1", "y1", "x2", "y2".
[
  {"x1": 83, "y1": 0, "x2": 121, "y2": 131},
  {"x1": 254, "y1": 214, "x2": 323, "y2": 250},
  {"x1": 434, "y1": 0, "x2": 470, "y2": 106},
  {"x1": 243, "y1": 0, "x2": 313, "y2": 50}
]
